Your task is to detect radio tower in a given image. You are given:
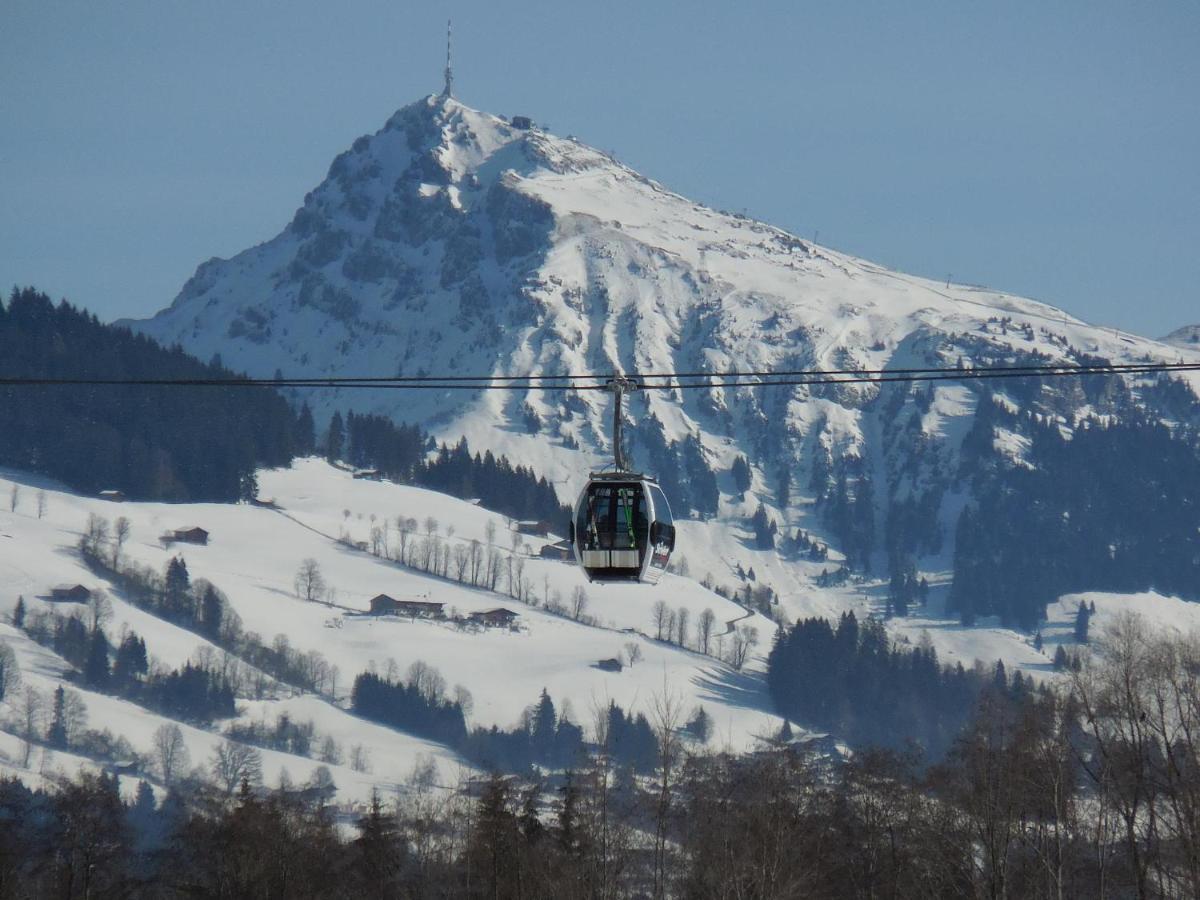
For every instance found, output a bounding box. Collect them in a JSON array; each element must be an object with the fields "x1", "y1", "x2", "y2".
[{"x1": 442, "y1": 19, "x2": 454, "y2": 98}]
